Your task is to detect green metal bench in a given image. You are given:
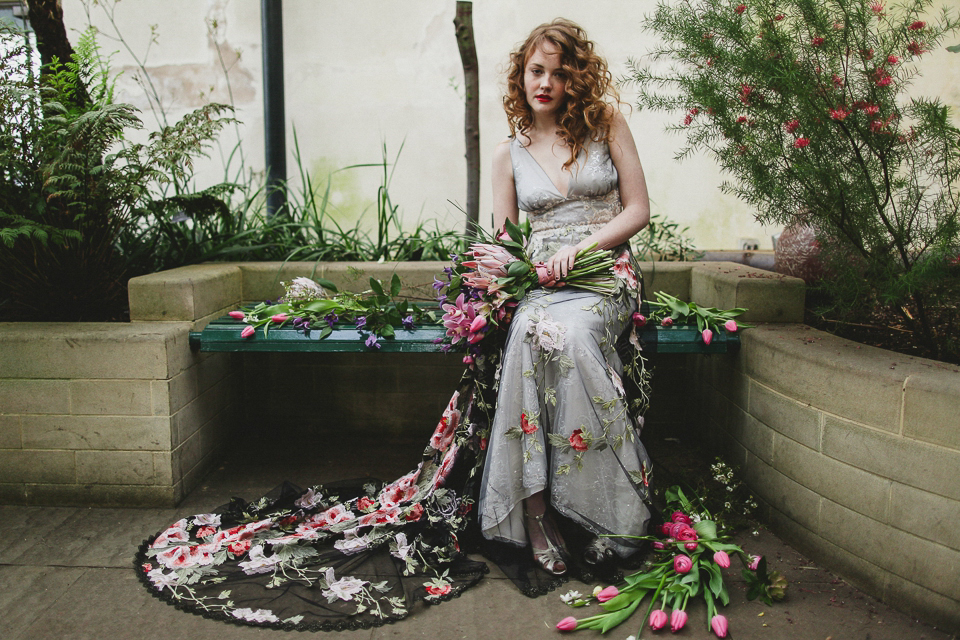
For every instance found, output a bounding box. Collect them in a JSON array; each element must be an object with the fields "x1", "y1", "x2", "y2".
[{"x1": 189, "y1": 313, "x2": 740, "y2": 354}]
